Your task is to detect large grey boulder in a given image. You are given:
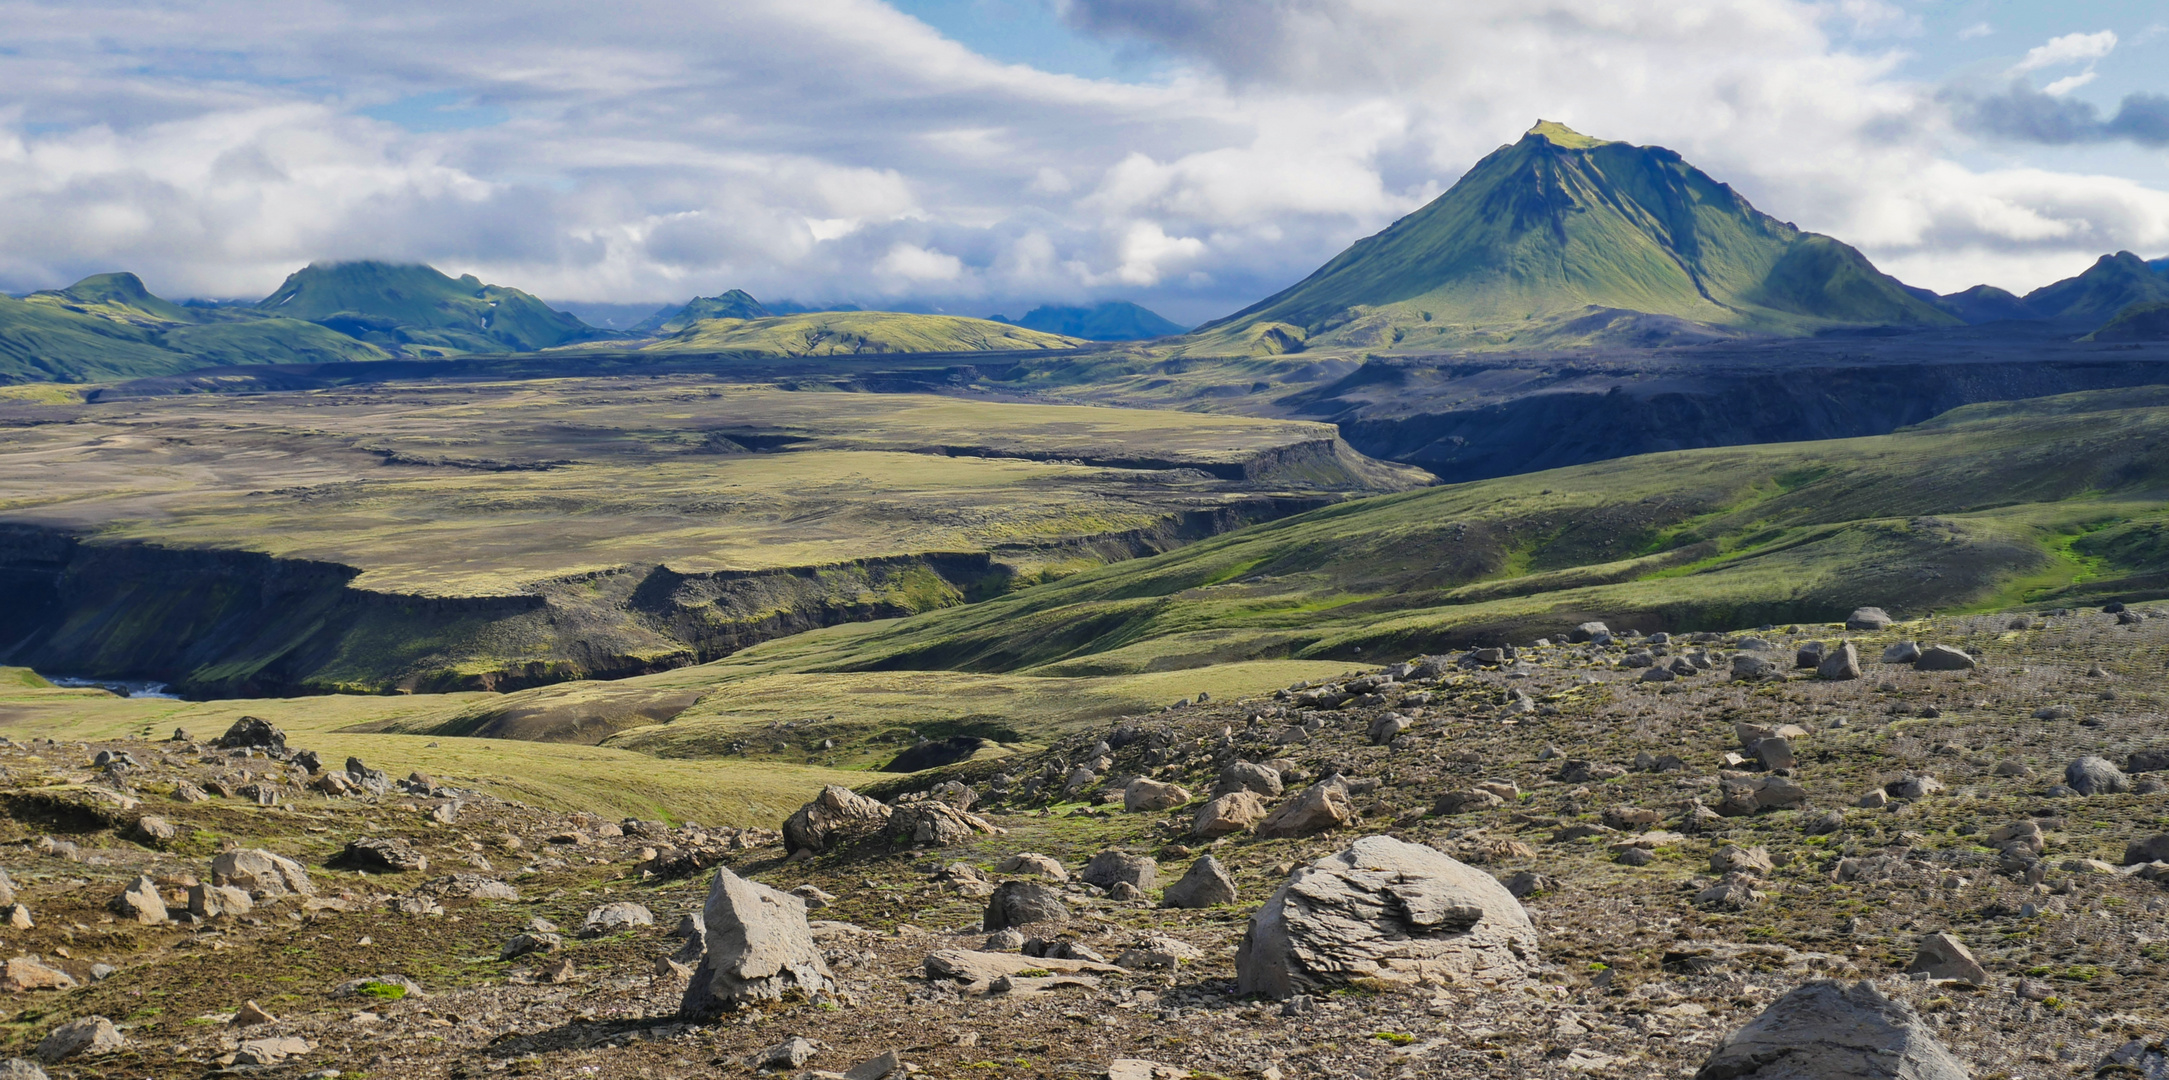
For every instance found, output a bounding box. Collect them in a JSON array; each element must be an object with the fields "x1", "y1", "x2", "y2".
[
  {"x1": 1122, "y1": 778, "x2": 1191, "y2": 813},
  {"x1": 1846, "y1": 607, "x2": 1893, "y2": 631},
  {"x1": 1569, "y1": 621, "x2": 1611, "y2": 644},
  {"x1": 783, "y1": 786, "x2": 893, "y2": 854},
  {"x1": 1161, "y1": 856, "x2": 1237, "y2": 909},
  {"x1": 1816, "y1": 642, "x2": 1861, "y2": 681},
  {"x1": 2126, "y1": 834, "x2": 2169, "y2": 865},
  {"x1": 982, "y1": 881, "x2": 1069, "y2": 930},
  {"x1": 2065, "y1": 756, "x2": 2131, "y2": 796},
  {"x1": 211, "y1": 849, "x2": 315, "y2": 898},
  {"x1": 35, "y1": 1016, "x2": 122, "y2": 1064},
  {"x1": 109, "y1": 875, "x2": 167, "y2": 924},
  {"x1": 1907, "y1": 932, "x2": 1988, "y2": 984},
  {"x1": 1913, "y1": 645, "x2": 1975, "y2": 671},
  {"x1": 888, "y1": 798, "x2": 997, "y2": 848},
  {"x1": 1694, "y1": 980, "x2": 1966, "y2": 1080},
  {"x1": 1235, "y1": 835, "x2": 1536, "y2": 998},
  {"x1": 1879, "y1": 641, "x2": 1920, "y2": 664},
  {"x1": 679, "y1": 866, "x2": 834, "y2": 1020},
  {"x1": 216, "y1": 716, "x2": 286, "y2": 752},
  {"x1": 1081, "y1": 851, "x2": 1159, "y2": 892},
  {"x1": 1214, "y1": 762, "x2": 1282, "y2": 798}
]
